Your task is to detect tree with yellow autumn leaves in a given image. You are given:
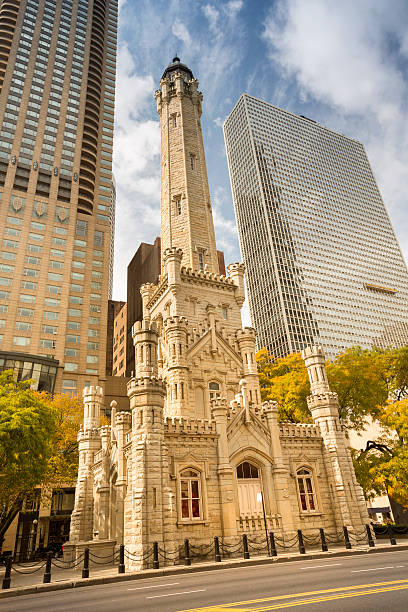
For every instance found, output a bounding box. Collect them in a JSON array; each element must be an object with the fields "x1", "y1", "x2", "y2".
[
  {"x1": 257, "y1": 346, "x2": 408, "y2": 510},
  {"x1": 0, "y1": 372, "x2": 82, "y2": 549}
]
